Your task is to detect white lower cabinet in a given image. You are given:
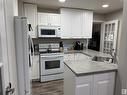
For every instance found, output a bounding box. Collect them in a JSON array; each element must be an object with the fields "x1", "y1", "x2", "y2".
[
  {"x1": 64, "y1": 65, "x2": 116, "y2": 95},
  {"x1": 93, "y1": 73, "x2": 115, "y2": 95},
  {"x1": 76, "y1": 75, "x2": 93, "y2": 95},
  {"x1": 31, "y1": 55, "x2": 39, "y2": 80}
]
